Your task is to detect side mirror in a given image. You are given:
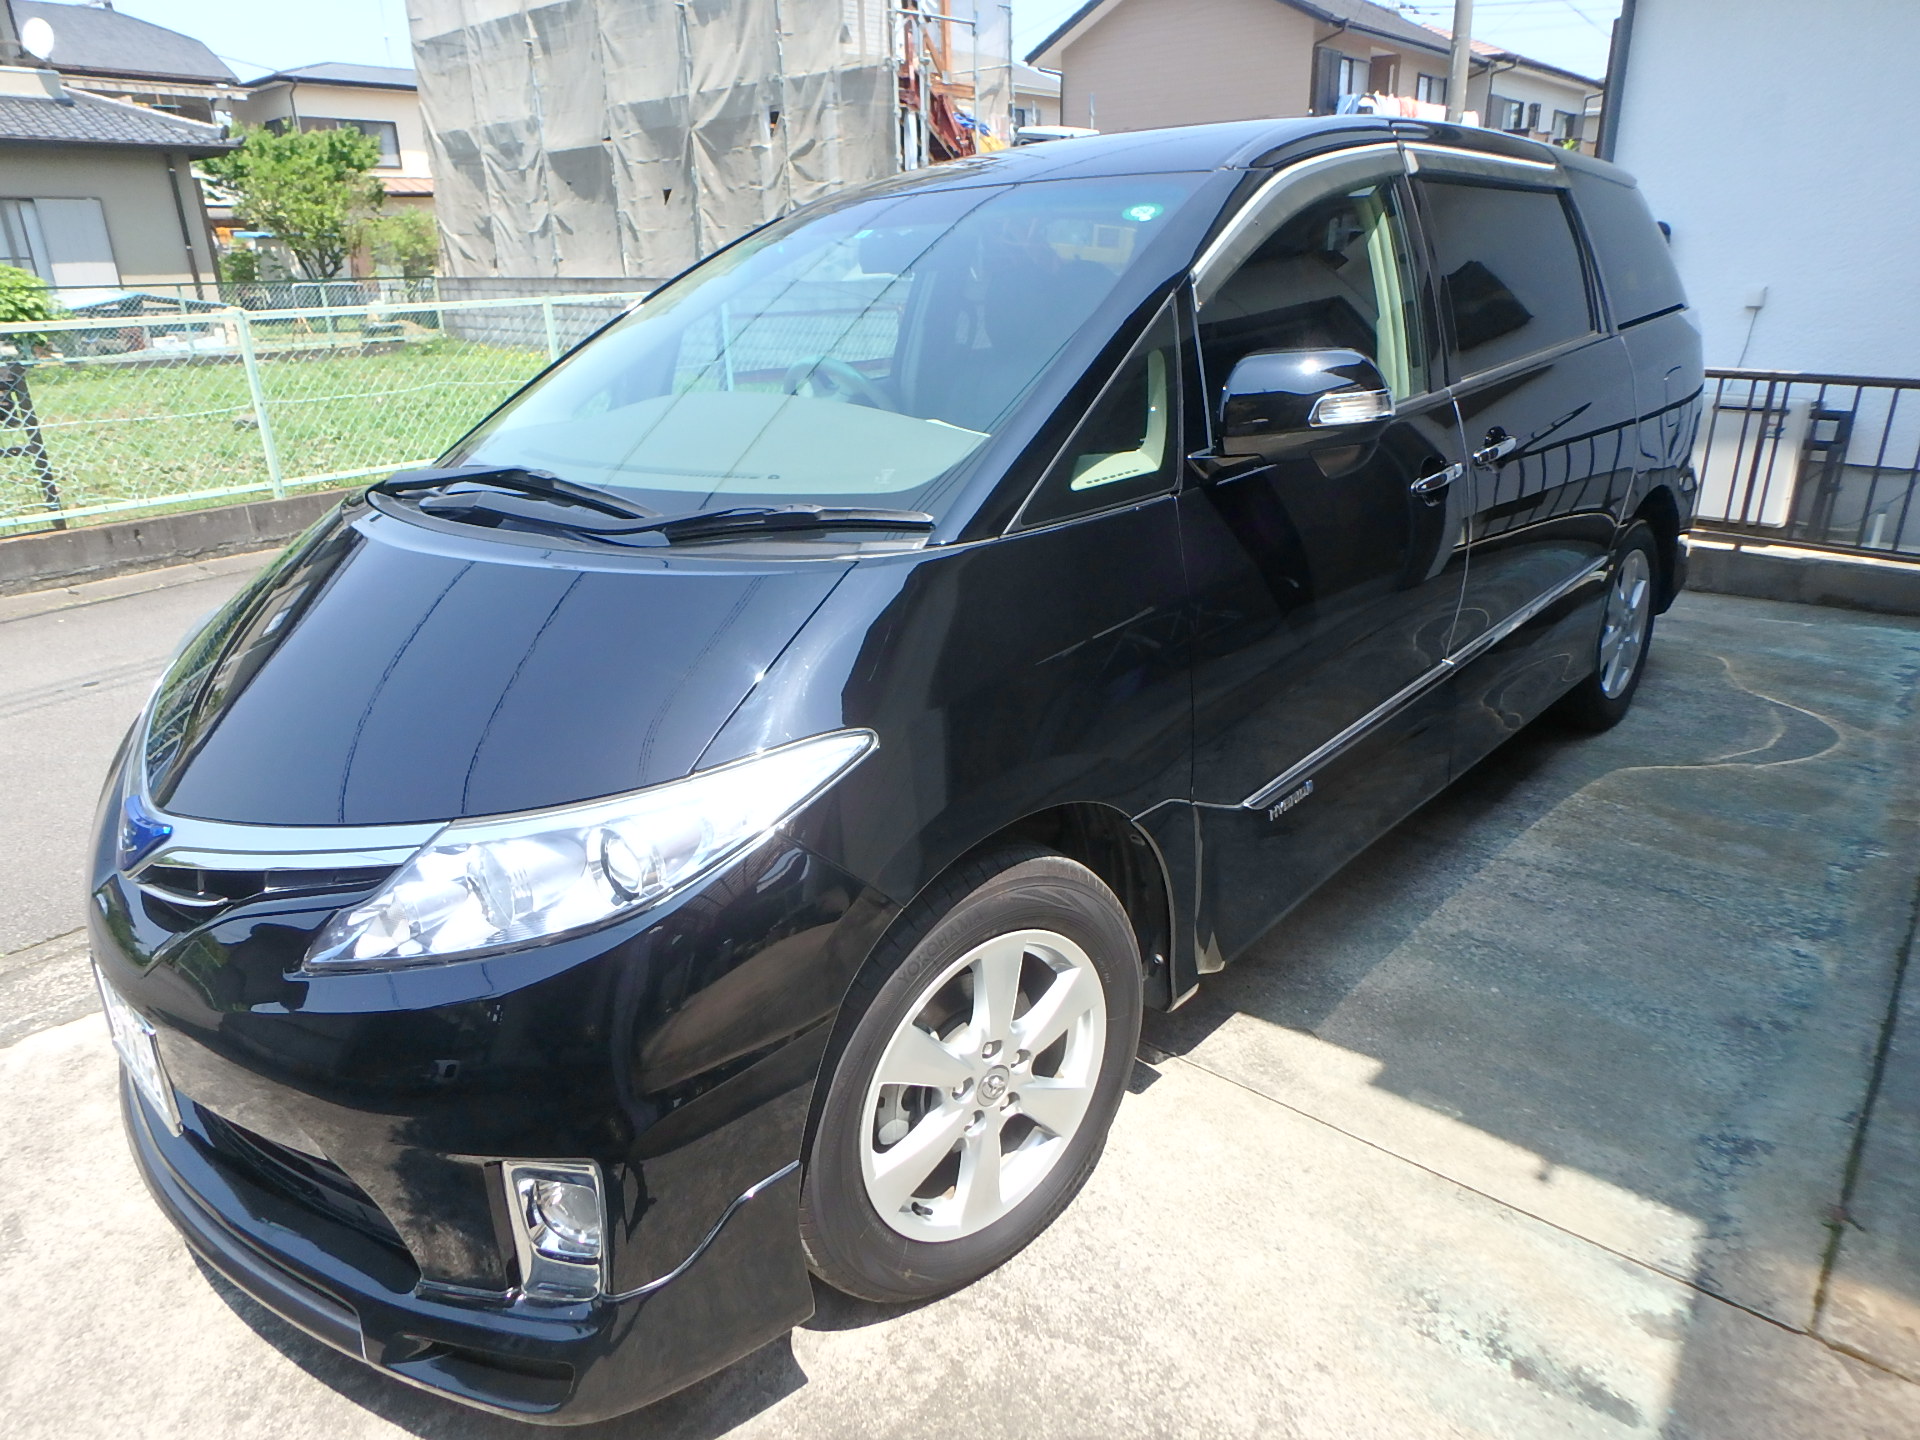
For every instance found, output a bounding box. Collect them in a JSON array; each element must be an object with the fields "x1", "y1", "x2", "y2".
[{"x1": 1213, "y1": 348, "x2": 1394, "y2": 463}]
